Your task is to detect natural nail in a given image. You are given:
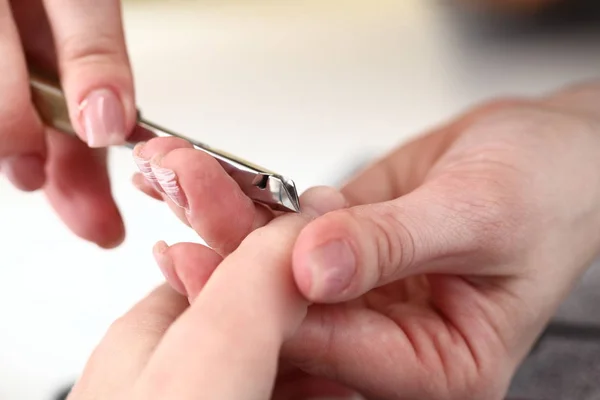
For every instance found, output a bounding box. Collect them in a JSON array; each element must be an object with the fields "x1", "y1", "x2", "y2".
[
  {"x1": 153, "y1": 241, "x2": 186, "y2": 295},
  {"x1": 150, "y1": 160, "x2": 188, "y2": 210},
  {"x1": 79, "y1": 88, "x2": 126, "y2": 148},
  {"x1": 306, "y1": 240, "x2": 356, "y2": 300}
]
